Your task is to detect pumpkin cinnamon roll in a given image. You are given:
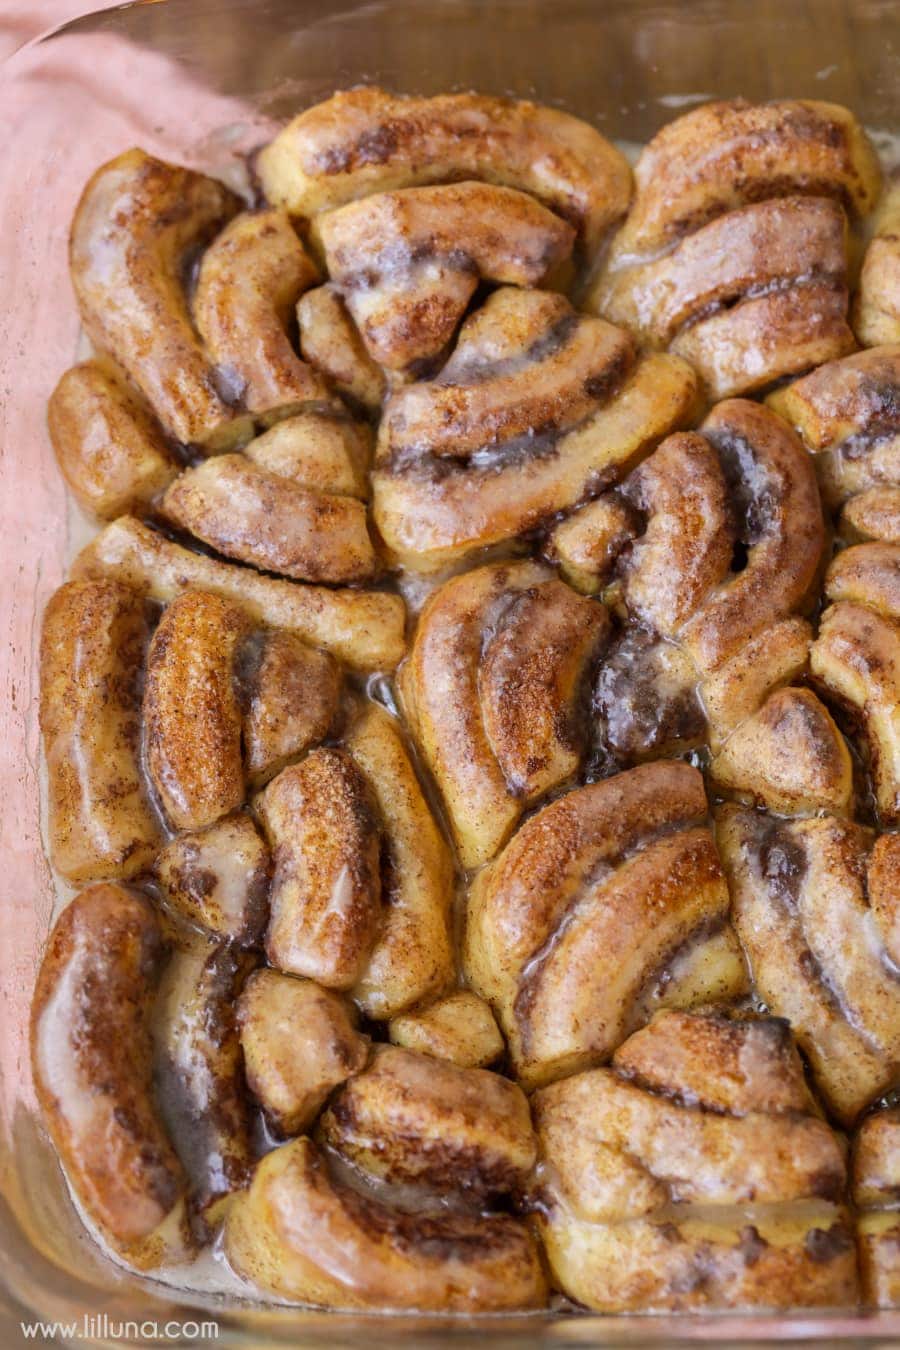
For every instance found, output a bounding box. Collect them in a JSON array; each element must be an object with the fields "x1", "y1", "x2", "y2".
[
  {"x1": 590, "y1": 99, "x2": 881, "y2": 398},
  {"x1": 718, "y1": 806, "x2": 900, "y2": 1124},
  {"x1": 398, "y1": 559, "x2": 610, "y2": 867},
  {"x1": 464, "y1": 762, "x2": 748, "y2": 1089},
  {"x1": 225, "y1": 1046, "x2": 547, "y2": 1311},
  {"x1": 531, "y1": 1009, "x2": 858, "y2": 1311}
]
